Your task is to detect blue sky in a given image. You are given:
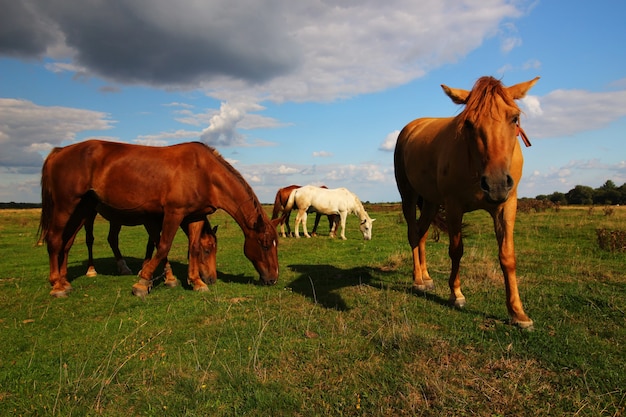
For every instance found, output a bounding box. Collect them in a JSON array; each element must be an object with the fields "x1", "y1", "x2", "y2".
[{"x1": 1, "y1": 0, "x2": 625, "y2": 204}]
